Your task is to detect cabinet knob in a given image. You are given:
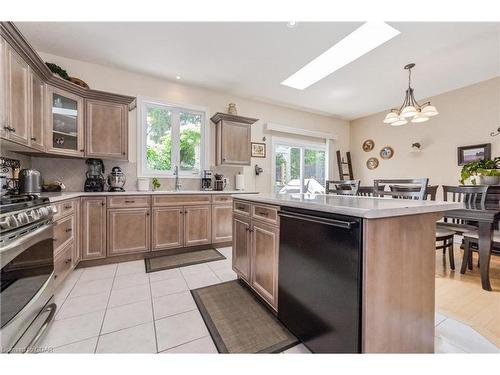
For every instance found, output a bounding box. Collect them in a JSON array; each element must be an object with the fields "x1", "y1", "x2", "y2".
[
  {"x1": 65, "y1": 258, "x2": 72, "y2": 264},
  {"x1": 80, "y1": 149, "x2": 84, "y2": 152},
  {"x1": 146, "y1": 212, "x2": 150, "y2": 216},
  {"x1": 31, "y1": 137, "x2": 37, "y2": 141},
  {"x1": 10, "y1": 127, "x2": 15, "y2": 133},
  {"x1": 101, "y1": 202, "x2": 105, "y2": 206},
  {"x1": 65, "y1": 228, "x2": 72, "y2": 233},
  {"x1": 122, "y1": 152, "x2": 126, "y2": 155}
]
